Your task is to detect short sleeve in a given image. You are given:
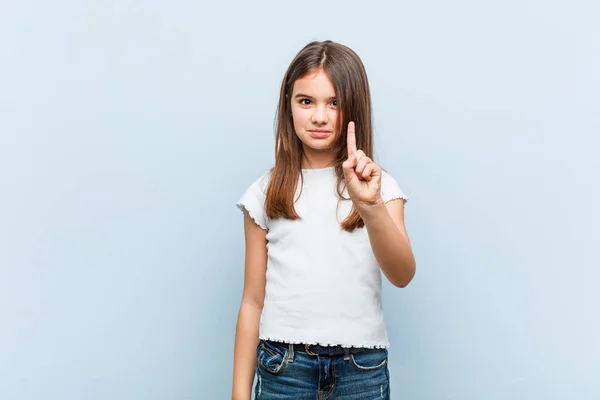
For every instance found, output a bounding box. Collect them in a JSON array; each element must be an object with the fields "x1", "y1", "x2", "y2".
[
  {"x1": 381, "y1": 170, "x2": 409, "y2": 204},
  {"x1": 236, "y1": 173, "x2": 270, "y2": 230}
]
